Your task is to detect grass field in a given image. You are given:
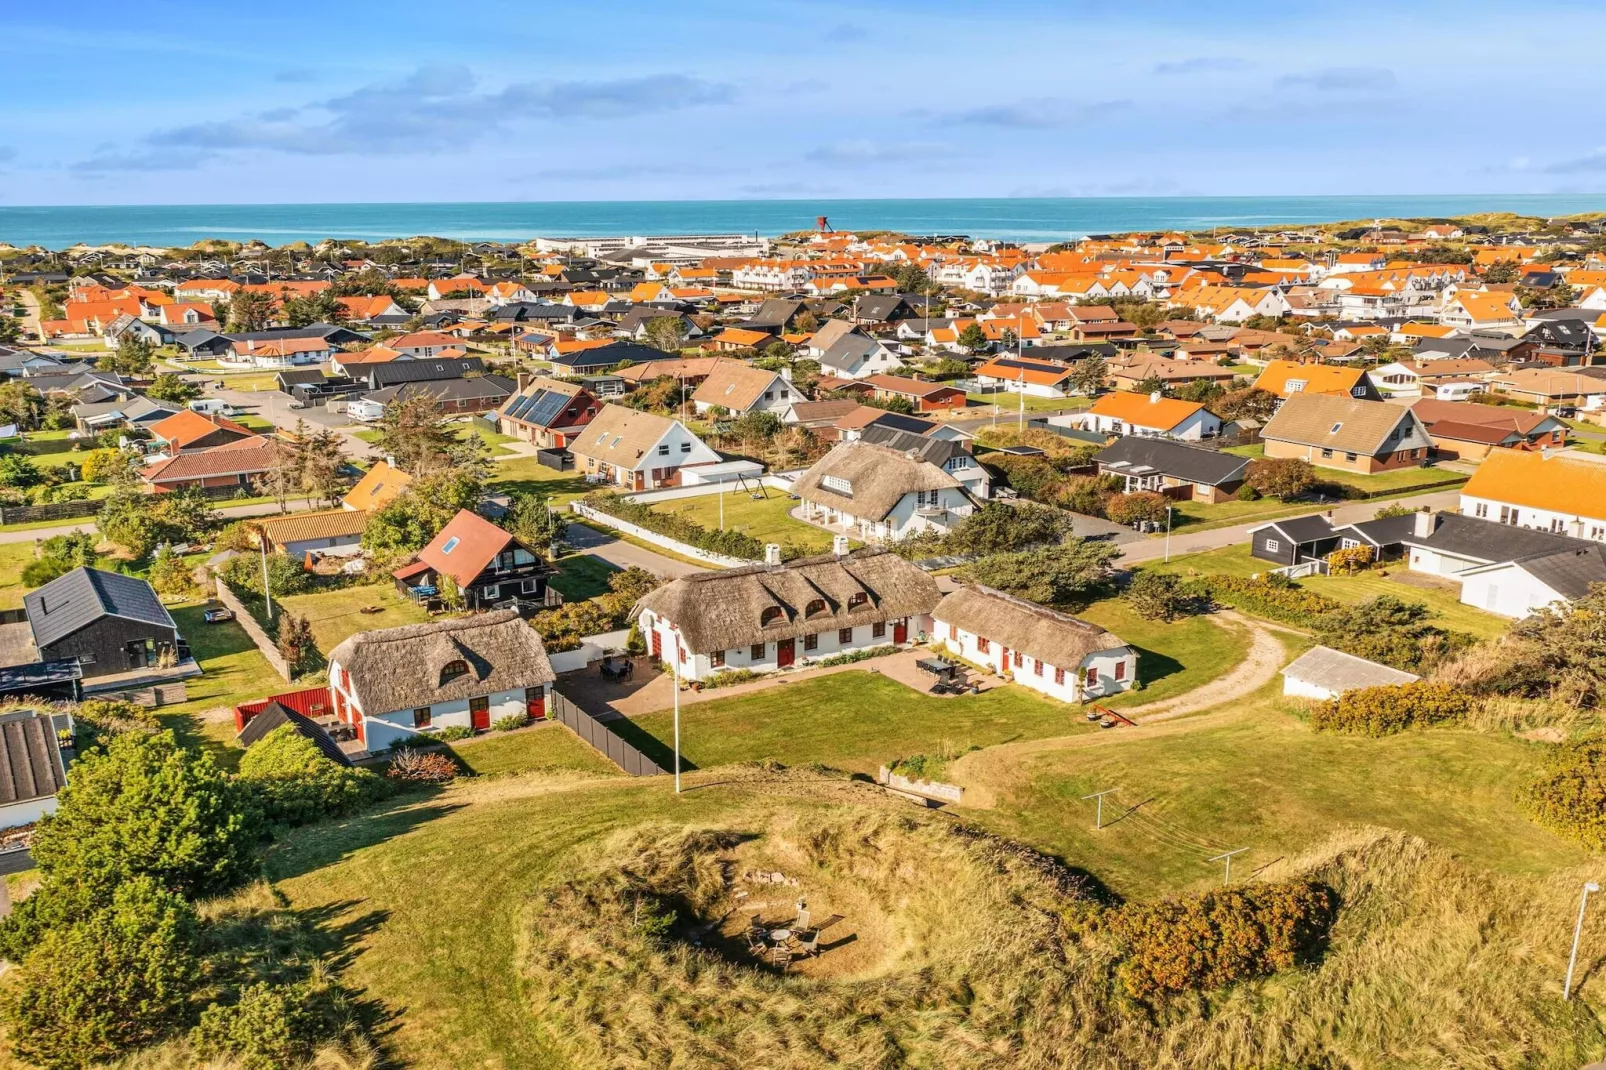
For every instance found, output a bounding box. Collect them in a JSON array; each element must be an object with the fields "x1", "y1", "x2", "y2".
[
  {"x1": 965, "y1": 391, "x2": 1087, "y2": 414},
  {"x1": 0, "y1": 543, "x2": 35, "y2": 609},
  {"x1": 547, "y1": 552, "x2": 619, "y2": 601},
  {"x1": 647, "y1": 488, "x2": 835, "y2": 552},
  {"x1": 1076, "y1": 597, "x2": 1248, "y2": 705},
  {"x1": 443, "y1": 722, "x2": 622, "y2": 778},
  {"x1": 974, "y1": 694, "x2": 1586, "y2": 894},
  {"x1": 276, "y1": 583, "x2": 433, "y2": 654},
  {"x1": 486, "y1": 456, "x2": 590, "y2": 504},
  {"x1": 156, "y1": 602, "x2": 290, "y2": 763},
  {"x1": 1150, "y1": 544, "x2": 1510, "y2": 638}
]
